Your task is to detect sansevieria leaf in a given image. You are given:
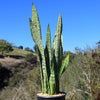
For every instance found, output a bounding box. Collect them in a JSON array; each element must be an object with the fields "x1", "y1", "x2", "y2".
[
  {"x1": 49, "y1": 66, "x2": 55, "y2": 95},
  {"x1": 45, "y1": 24, "x2": 52, "y2": 82},
  {"x1": 29, "y1": 3, "x2": 48, "y2": 93},
  {"x1": 59, "y1": 54, "x2": 69, "y2": 79},
  {"x1": 46, "y1": 24, "x2": 52, "y2": 69},
  {"x1": 59, "y1": 33, "x2": 63, "y2": 68},
  {"x1": 53, "y1": 14, "x2": 62, "y2": 92},
  {"x1": 53, "y1": 14, "x2": 62, "y2": 67},
  {"x1": 32, "y1": 3, "x2": 41, "y2": 39}
]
